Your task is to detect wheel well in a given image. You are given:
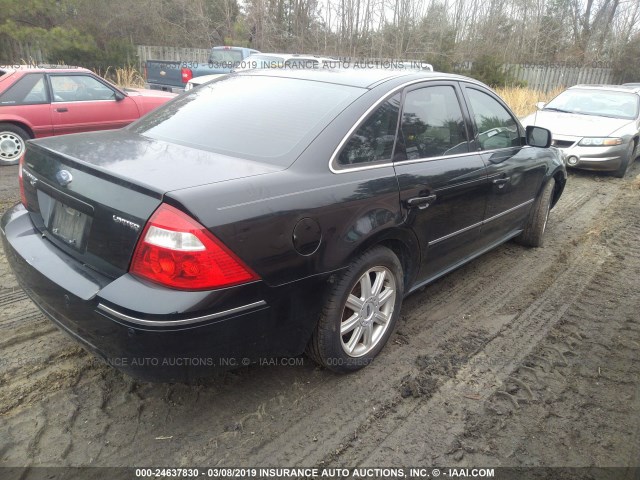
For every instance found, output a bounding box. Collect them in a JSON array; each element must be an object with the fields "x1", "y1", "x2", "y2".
[
  {"x1": 378, "y1": 238, "x2": 418, "y2": 289},
  {"x1": 0, "y1": 121, "x2": 34, "y2": 139},
  {"x1": 551, "y1": 172, "x2": 565, "y2": 208}
]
